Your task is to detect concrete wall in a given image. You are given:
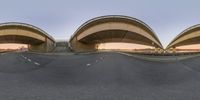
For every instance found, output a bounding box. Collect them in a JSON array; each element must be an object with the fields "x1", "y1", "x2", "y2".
[
  {"x1": 70, "y1": 37, "x2": 96, "y2": 52},
  {"x1": 29, "y1": 37, "x2": 55, "y2": 53},
  {"x1": 53, "y1": 41, "x2": 70, "y2": 53}
]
